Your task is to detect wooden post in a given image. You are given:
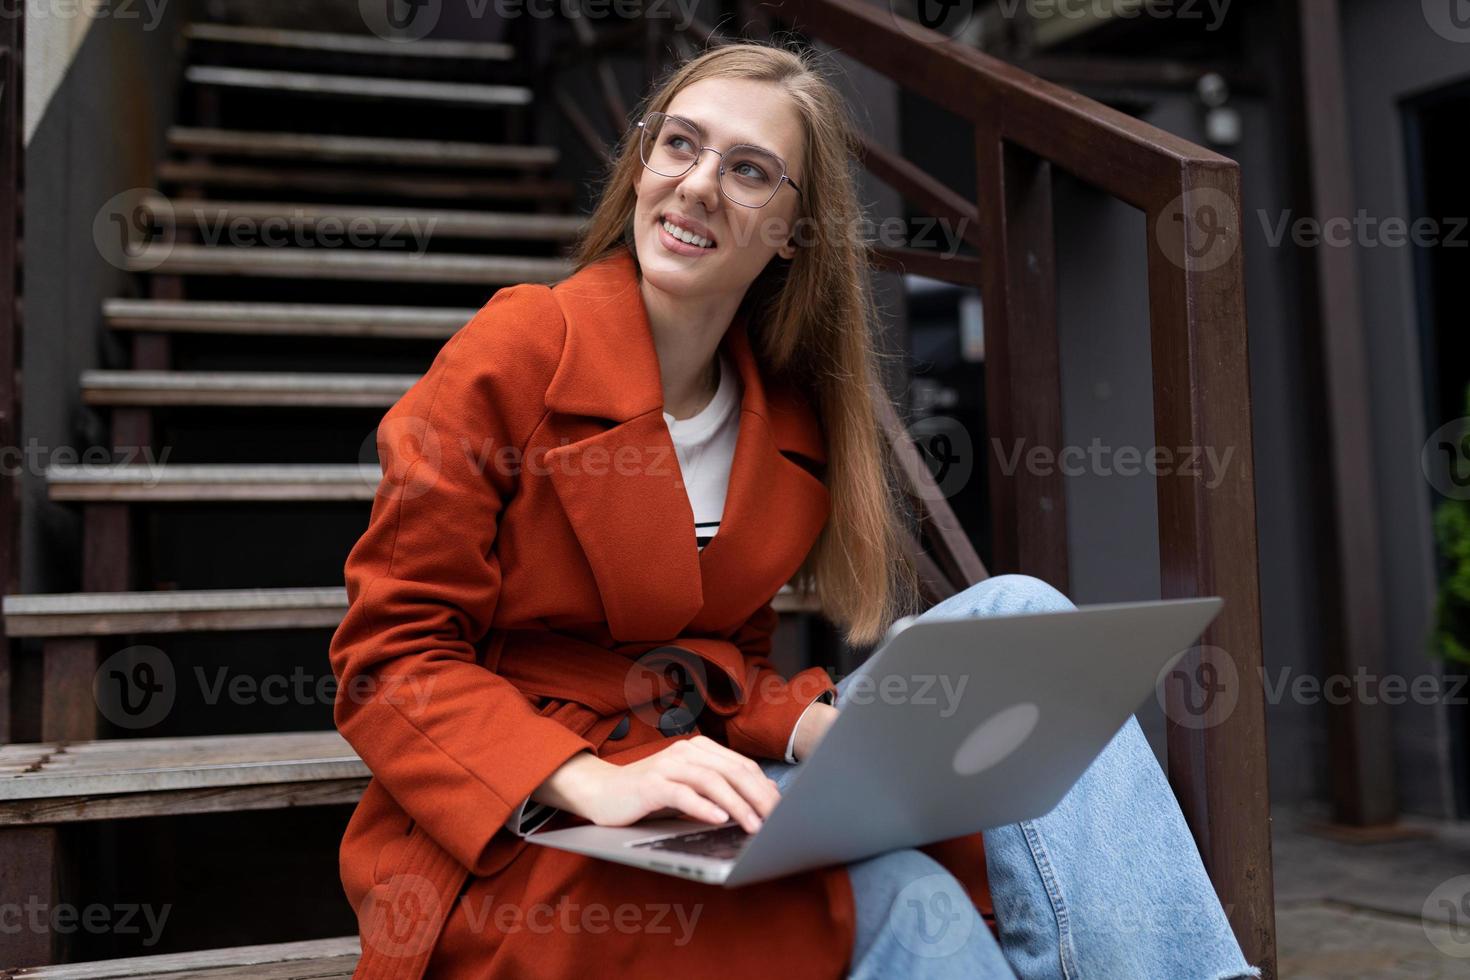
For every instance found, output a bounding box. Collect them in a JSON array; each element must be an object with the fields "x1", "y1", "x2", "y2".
[
  {"x1": 1148, "y1": 164, "x2": 1278, "y2": 974},
  {"x1": 974, "y1": 131, "x2": 1069, "y2": 592}
]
